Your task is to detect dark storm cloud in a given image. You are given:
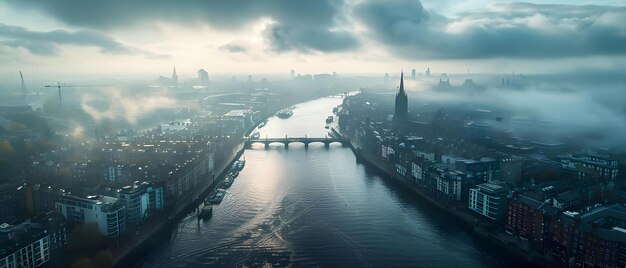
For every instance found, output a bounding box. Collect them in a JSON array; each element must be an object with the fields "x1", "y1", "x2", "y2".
[
  {"x1": 355, "y1": 1, "x2": 626, "y2": 59},
  {"x1": 5, "y1": 0, "x2": 360, "y2": 53},
  {"x1": 266, "y1": 23, "x2": 359, "y2": 53},
  {"x1": 0, "y1": 23, "x2": 166, "y2": 58}
]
